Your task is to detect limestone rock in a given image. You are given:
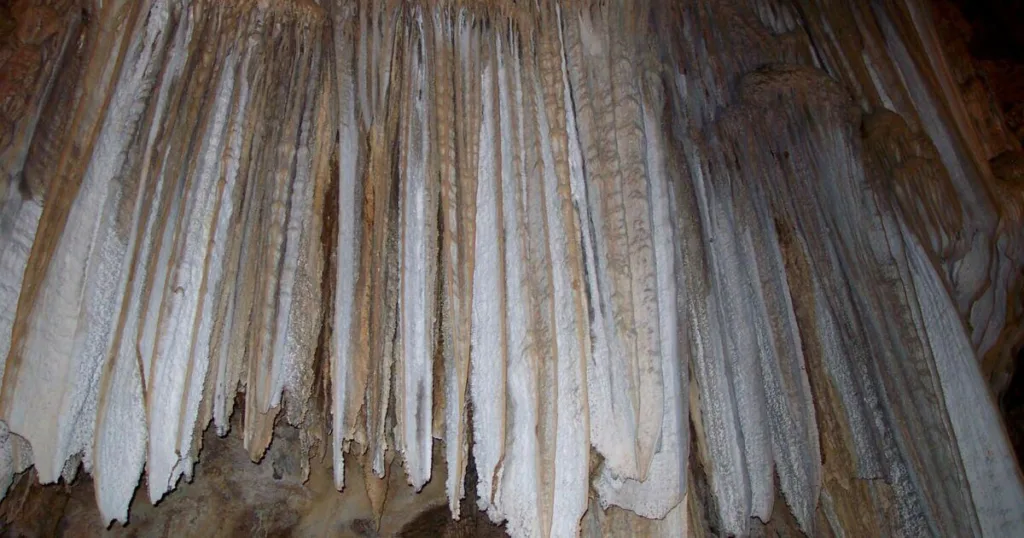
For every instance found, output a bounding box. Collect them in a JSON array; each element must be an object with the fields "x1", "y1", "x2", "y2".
[{"x1": 0, "y1": 0, "x2": 1020, "y2": 537}]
